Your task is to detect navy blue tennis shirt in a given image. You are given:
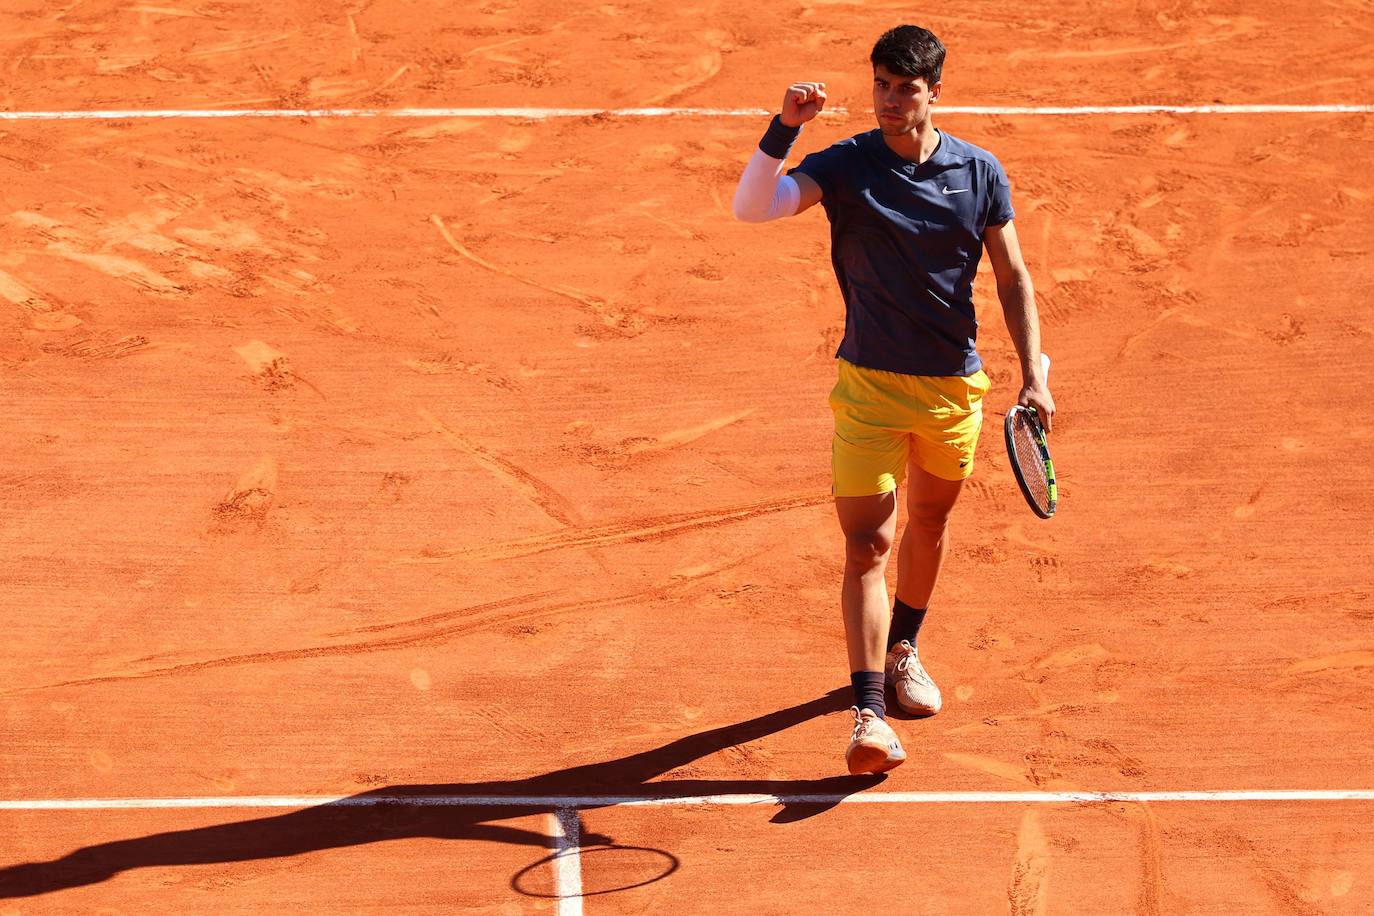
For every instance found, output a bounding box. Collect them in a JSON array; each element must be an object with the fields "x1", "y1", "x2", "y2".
[{"x1": 790, "y1": 129, "x2": 1015, "y2": 377}]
